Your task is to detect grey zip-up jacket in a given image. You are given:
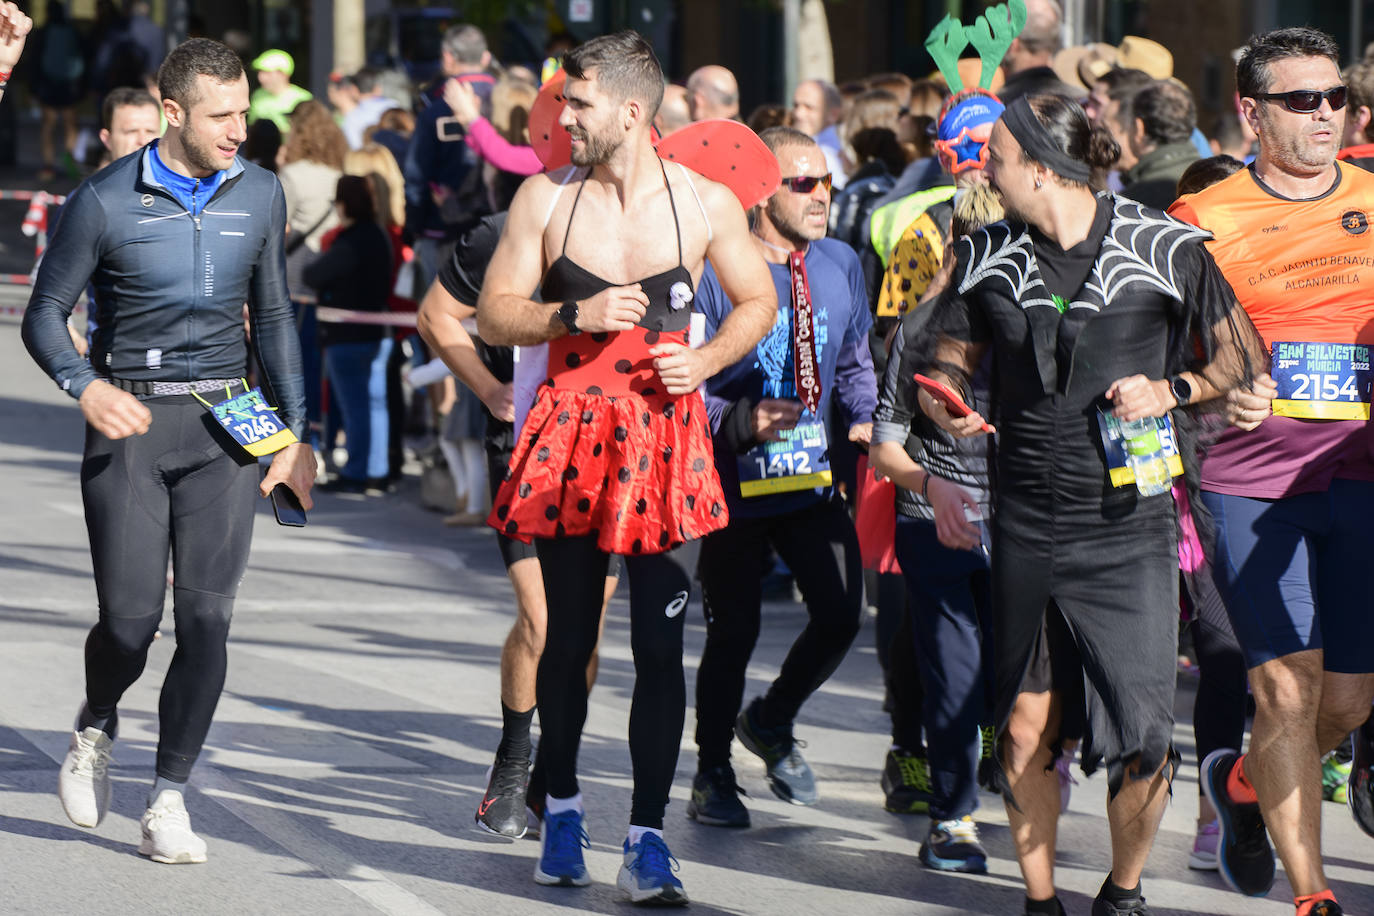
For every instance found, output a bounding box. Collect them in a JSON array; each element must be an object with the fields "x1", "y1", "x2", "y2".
[
  {"x1": 872, "y1": 301, "x2": 993, "y2": 522},
  {"x1": 21, "y1": 147, "x2": 305, "y2": 437}
]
